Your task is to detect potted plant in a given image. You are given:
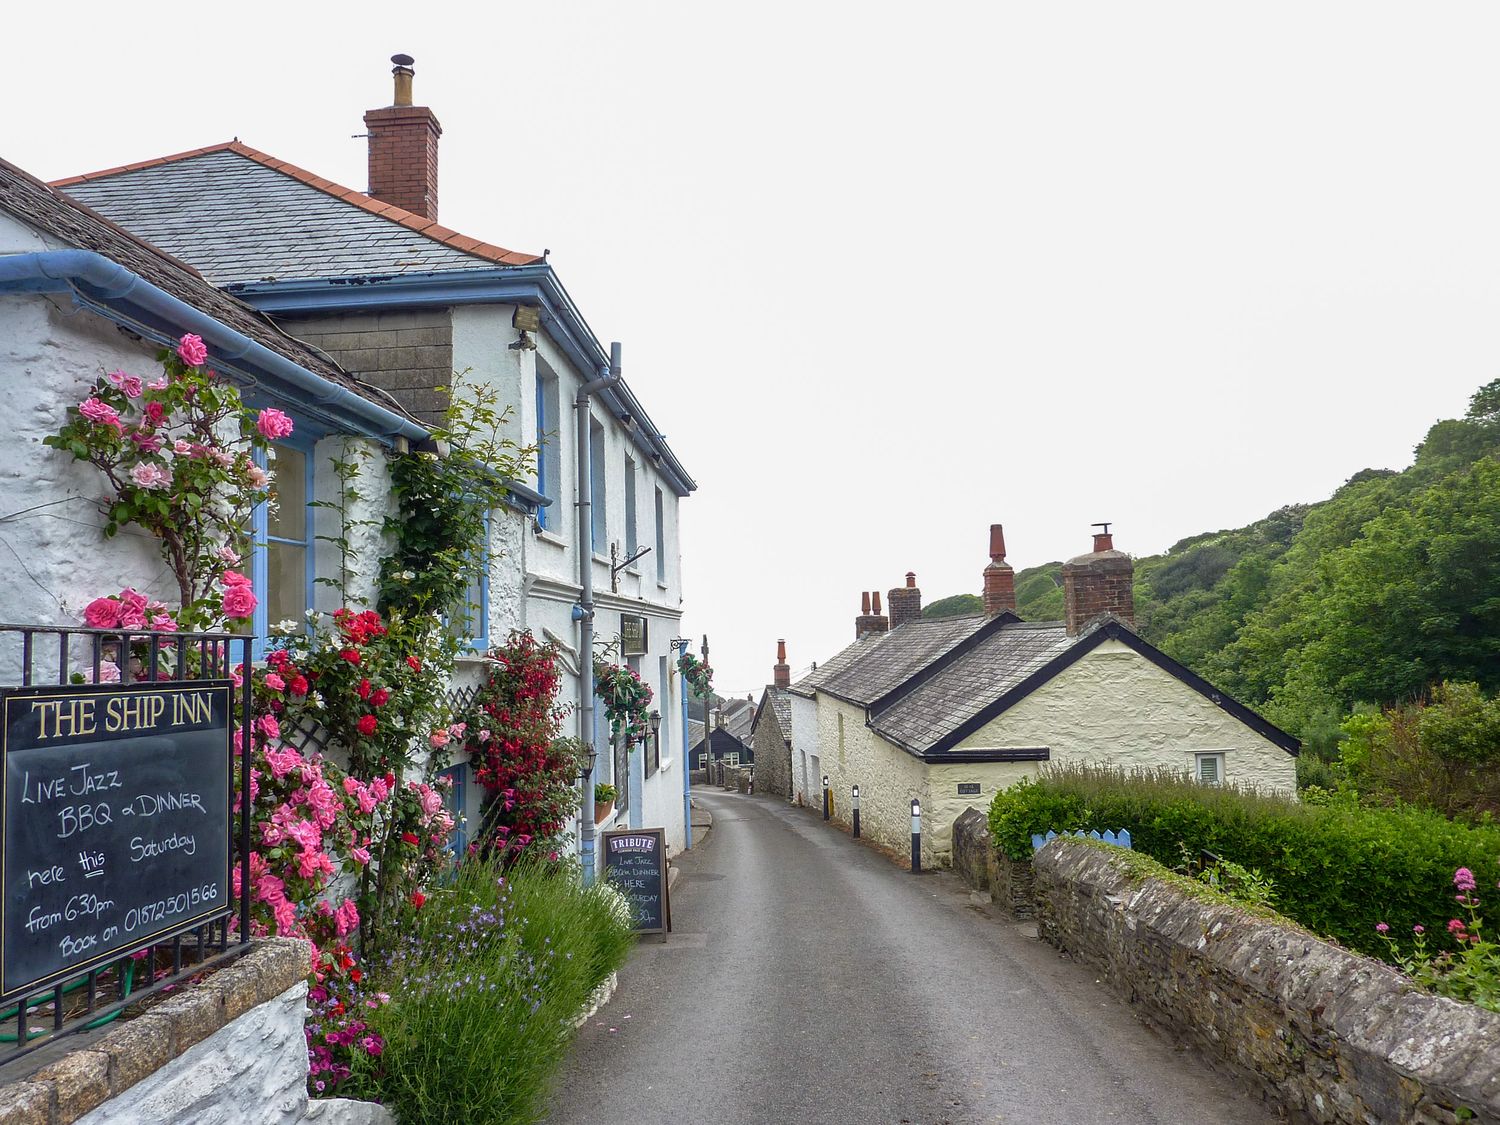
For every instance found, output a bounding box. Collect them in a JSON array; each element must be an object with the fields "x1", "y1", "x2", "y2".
[{"x1": 594, "y1": 782, "x2": 618, "y2": 824}]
